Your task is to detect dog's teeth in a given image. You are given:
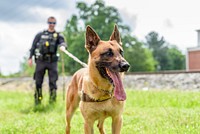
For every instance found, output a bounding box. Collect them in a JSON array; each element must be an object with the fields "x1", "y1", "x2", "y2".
[{"x1": 106, "y1": 68, "x2": 110, "y2": 76}]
